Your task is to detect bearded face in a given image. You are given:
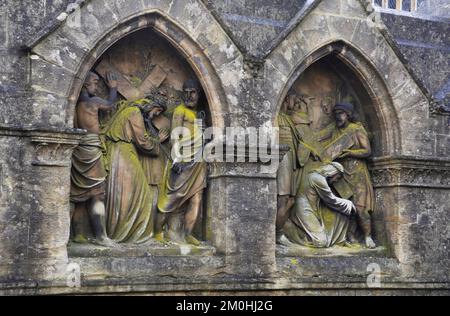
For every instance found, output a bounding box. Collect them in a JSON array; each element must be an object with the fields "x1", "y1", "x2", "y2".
[
  {"x1": 334, "y1": 109, "x2": 350, "y2": 128},
  {"x1": 184, "y1": 88, "x2": 199, "y2": 108}
]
